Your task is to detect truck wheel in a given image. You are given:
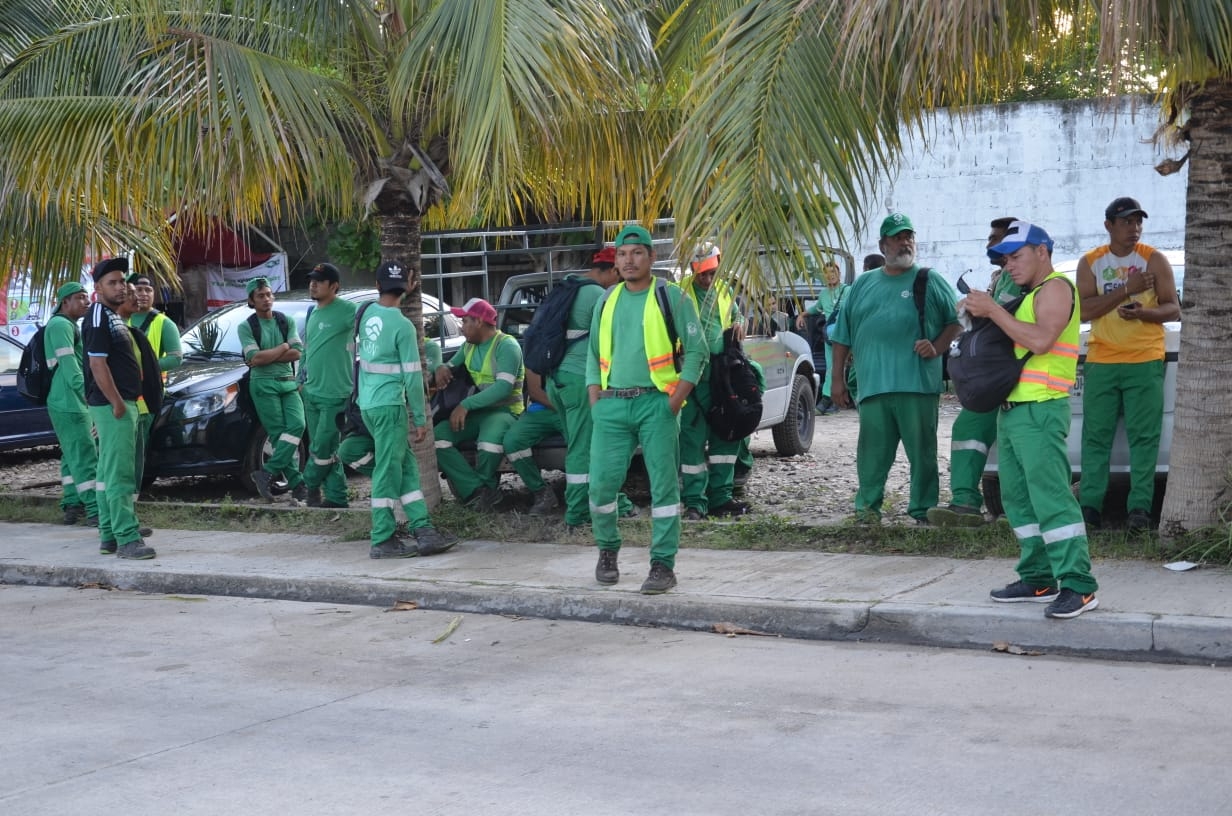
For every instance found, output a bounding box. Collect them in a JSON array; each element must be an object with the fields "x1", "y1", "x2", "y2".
[
  {"x1": 241, "y1": 427, "x2": 304, "y2": 495},
  {"x1": 771, "y1": 374, "x2": 816, "y2": 456},
  {"x1": 981, "y1": 474, "x2": 1003, "y2": 517}
]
